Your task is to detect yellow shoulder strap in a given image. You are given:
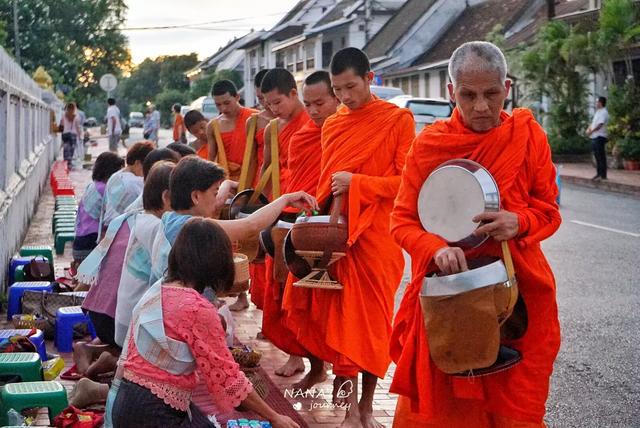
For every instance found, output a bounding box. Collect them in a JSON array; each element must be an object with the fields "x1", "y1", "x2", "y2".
[
  {"x1": 238, "y1": 114, "x2": 259, "y2": 192},
  {"x1": 269, "y1": 118, "x2": 281, "y2": 198},
  {"x1": 211, "y1": 119, "x2": 229, "y2": 173}
]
